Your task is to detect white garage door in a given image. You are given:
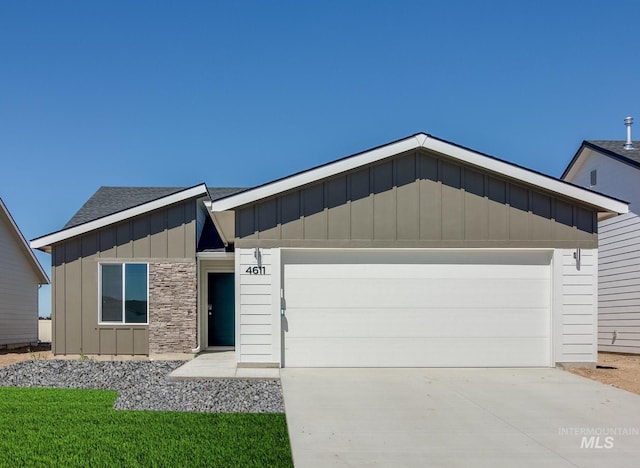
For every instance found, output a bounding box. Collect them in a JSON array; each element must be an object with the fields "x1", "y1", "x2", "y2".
[{"x1": 283, "y1": 250, "x2": 551, "y2": 367}]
